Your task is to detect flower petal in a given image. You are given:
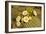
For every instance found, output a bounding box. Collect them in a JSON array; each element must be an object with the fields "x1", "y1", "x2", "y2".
[
  {"x1": 23, "y1": 16, "x2": 29, "y2": 22},
  {"x1": 33, "y1": 10, "x2": 37, "y2": 16},
  {"x1": 22, "y1": 11, "x2": 28, "y2": 16},
  {"x1": 16, "y1": 22, "x2": 21, "y2": 27},
  {"x1": 16, "y1": 16, "x2": 21, "y2": 22}
]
